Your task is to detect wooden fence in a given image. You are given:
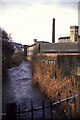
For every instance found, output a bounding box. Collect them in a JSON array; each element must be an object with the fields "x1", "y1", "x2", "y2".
[{"x1": 2, "y1": 89, "x2": 80, "y2": 120}]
